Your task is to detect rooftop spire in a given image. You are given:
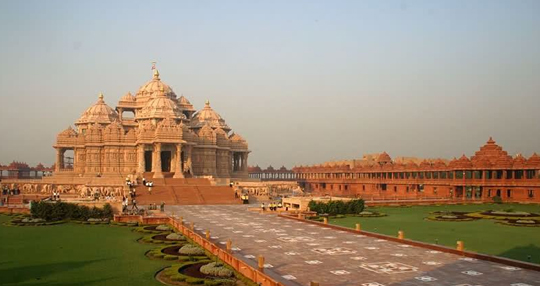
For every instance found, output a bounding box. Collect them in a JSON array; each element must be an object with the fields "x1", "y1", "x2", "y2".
[
  {"x1": 152, "y1": 61, "x2": 160, "y2": 79},
  {"x1": 205, "y1": 100, "x2": 210, "y2": 106},
  {"x1": 98, "y1": 92, "x2": 104, "y2": 101}
]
